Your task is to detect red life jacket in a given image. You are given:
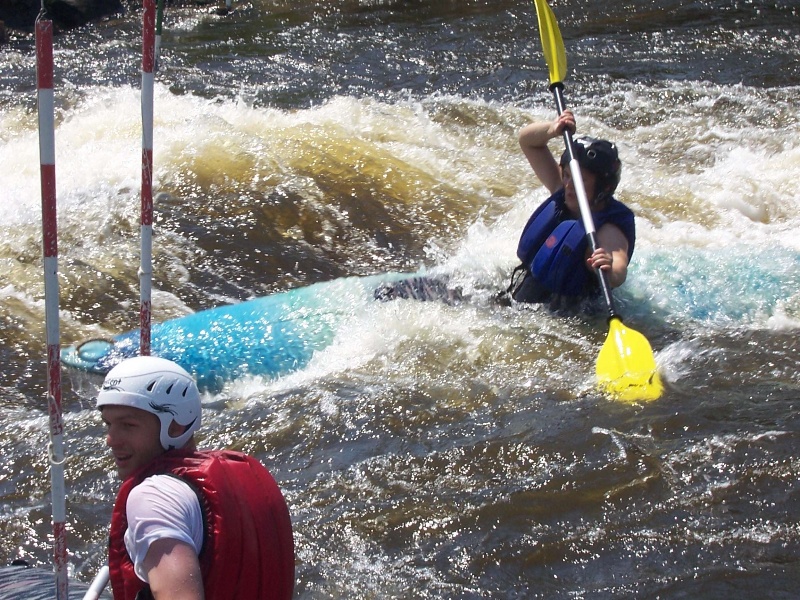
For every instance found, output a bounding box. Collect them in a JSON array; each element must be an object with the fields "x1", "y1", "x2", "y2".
[{"x1": 108, "y1": 449, "x2": 294, "y2": 600}]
